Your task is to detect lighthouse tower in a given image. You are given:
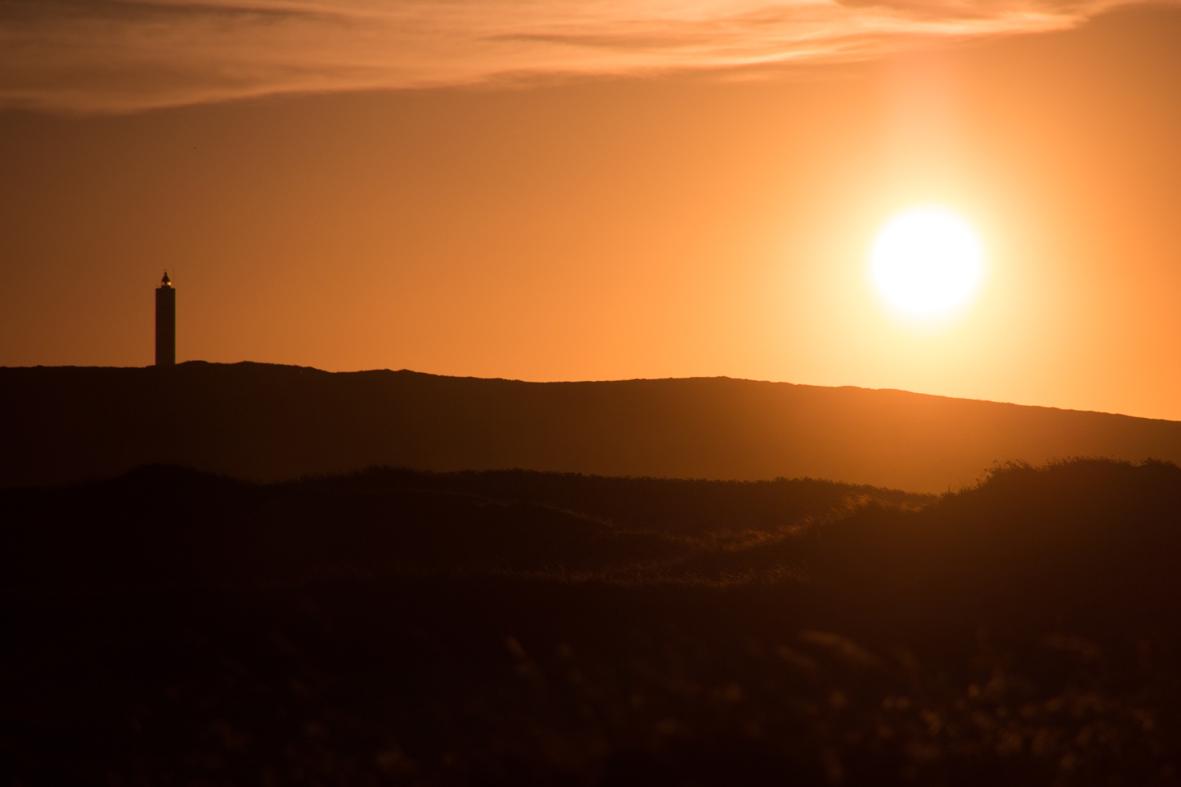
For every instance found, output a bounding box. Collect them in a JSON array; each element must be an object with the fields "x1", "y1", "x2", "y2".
[{"x1": 155, "y1": 272, "x2": 176, "y2": 367}]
